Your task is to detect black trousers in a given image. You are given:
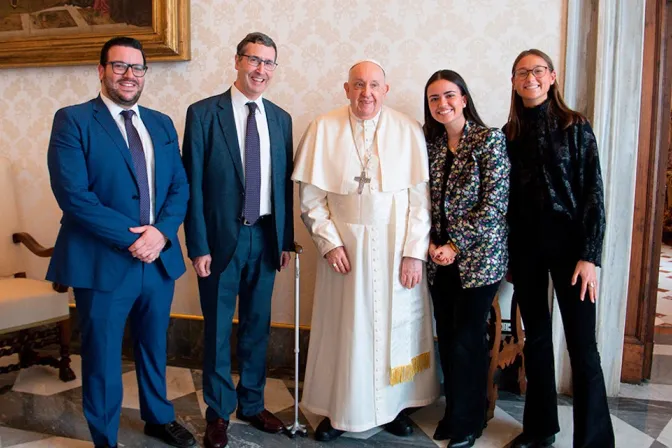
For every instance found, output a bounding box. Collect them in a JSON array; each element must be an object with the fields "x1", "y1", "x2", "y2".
[
  {"x1": 429, "y1": 264, "x2": 500, "y2": 439},
  {"x1": 510, "y1": 246, "x2": 615, "y2": 448}
]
